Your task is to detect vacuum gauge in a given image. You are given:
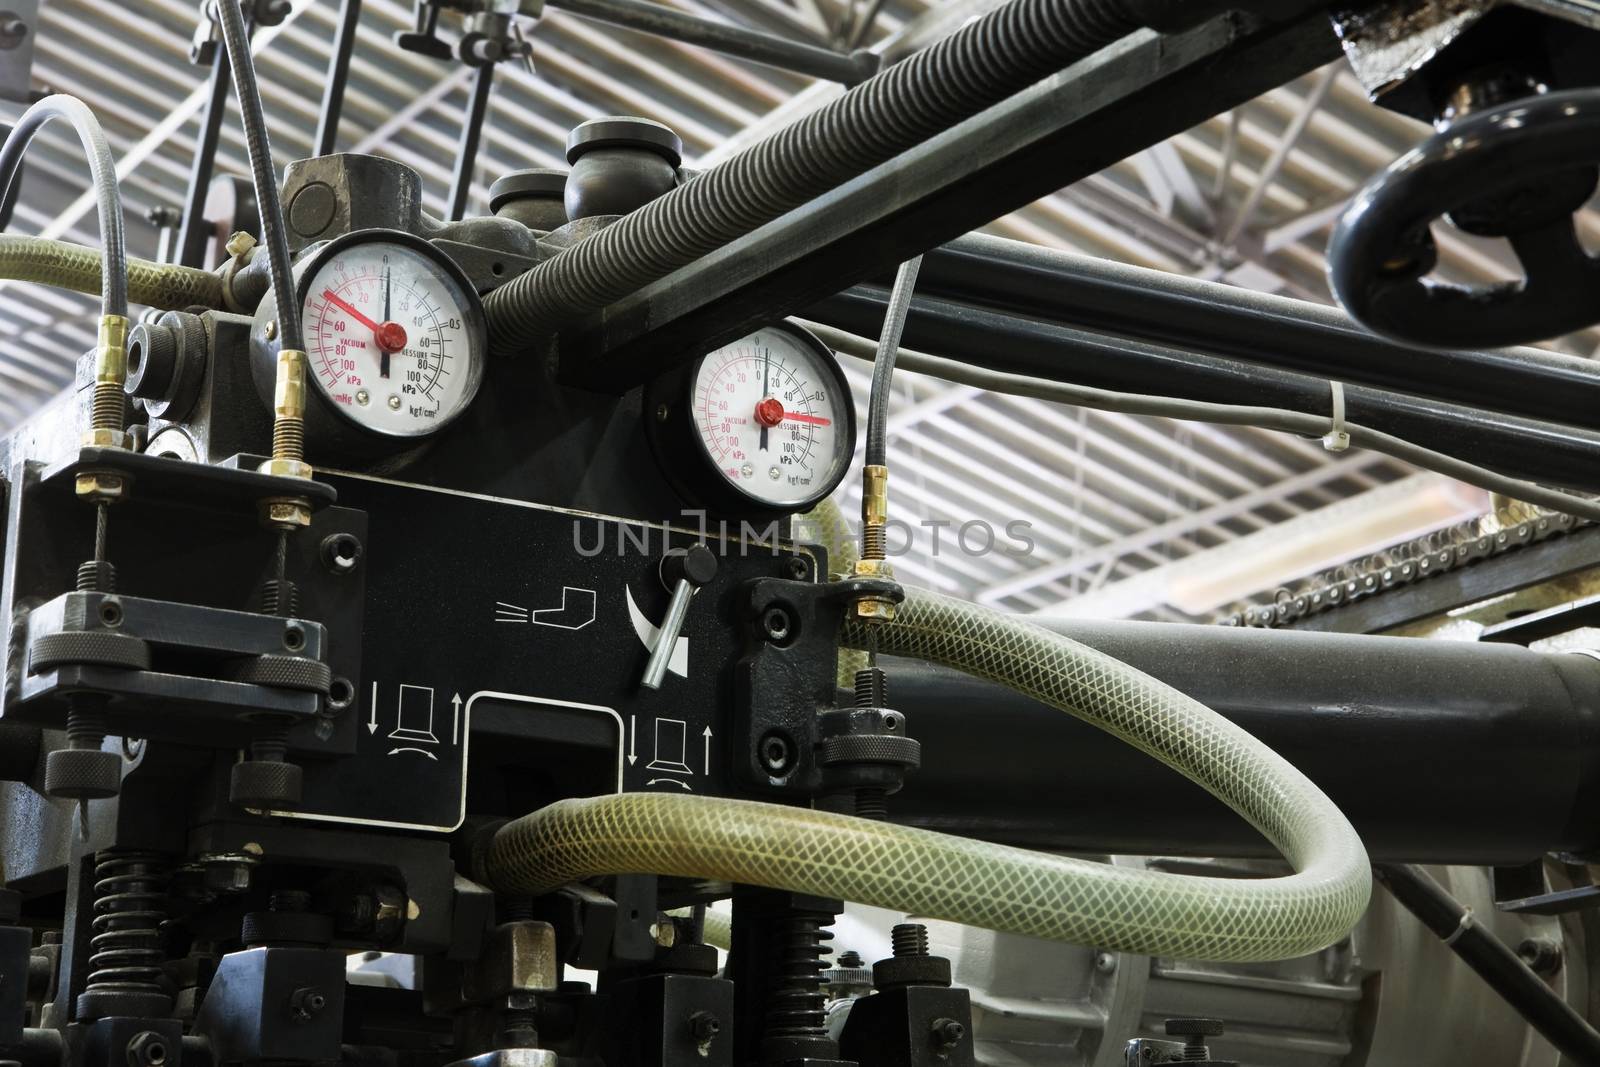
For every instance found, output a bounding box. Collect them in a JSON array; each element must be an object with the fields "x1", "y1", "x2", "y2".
[
  {"x1": 254, "y1": 229, "x2": 486, "y2": 448},
  {"x1": 648, "y1": 322, "x2": 856, "y2": 515}
]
